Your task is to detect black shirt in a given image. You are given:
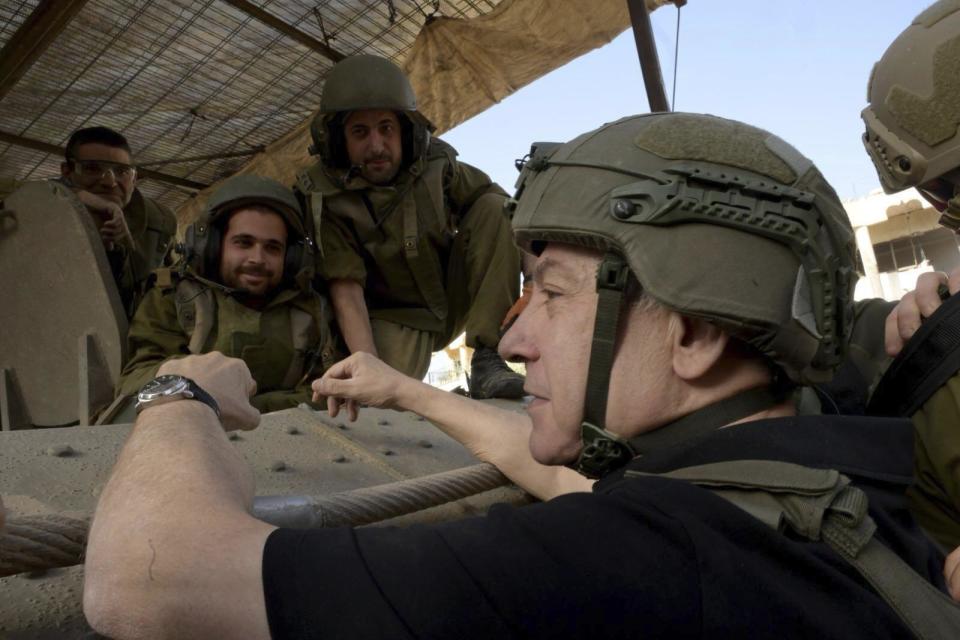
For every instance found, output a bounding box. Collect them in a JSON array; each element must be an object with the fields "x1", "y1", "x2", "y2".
[{"x1": 262, "y1": 415, "x2": 945, "y2": 639}]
